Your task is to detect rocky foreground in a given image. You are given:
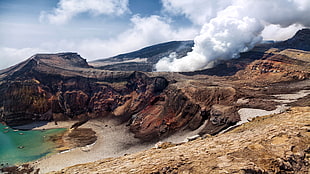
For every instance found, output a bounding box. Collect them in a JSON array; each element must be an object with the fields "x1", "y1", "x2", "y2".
[{"x1": 52, "y1": 107, "x2": 310, "y2": 174}]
